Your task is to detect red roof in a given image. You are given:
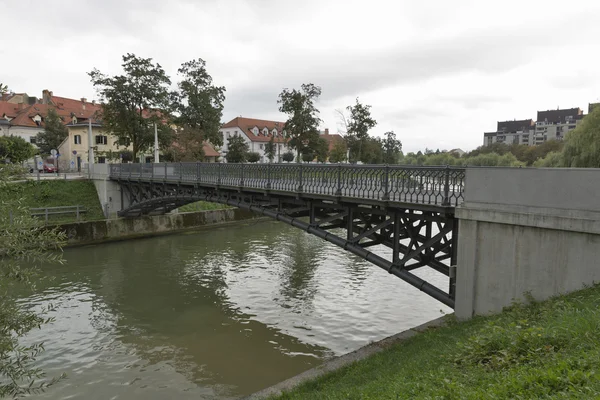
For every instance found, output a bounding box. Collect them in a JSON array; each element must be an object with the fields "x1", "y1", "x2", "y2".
[
  {"x1": 222, "y1": 117, "x2": 288, "y2": 143},
  {"x1": 320, "y1": 132, "x2": 344, "y2": 152},
  {"x1": 203, "y1": 142, "x2": 220, "y2": 157},
  {"x1": 0, "y1": 101, "x2": 22, "y2": 119}
]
